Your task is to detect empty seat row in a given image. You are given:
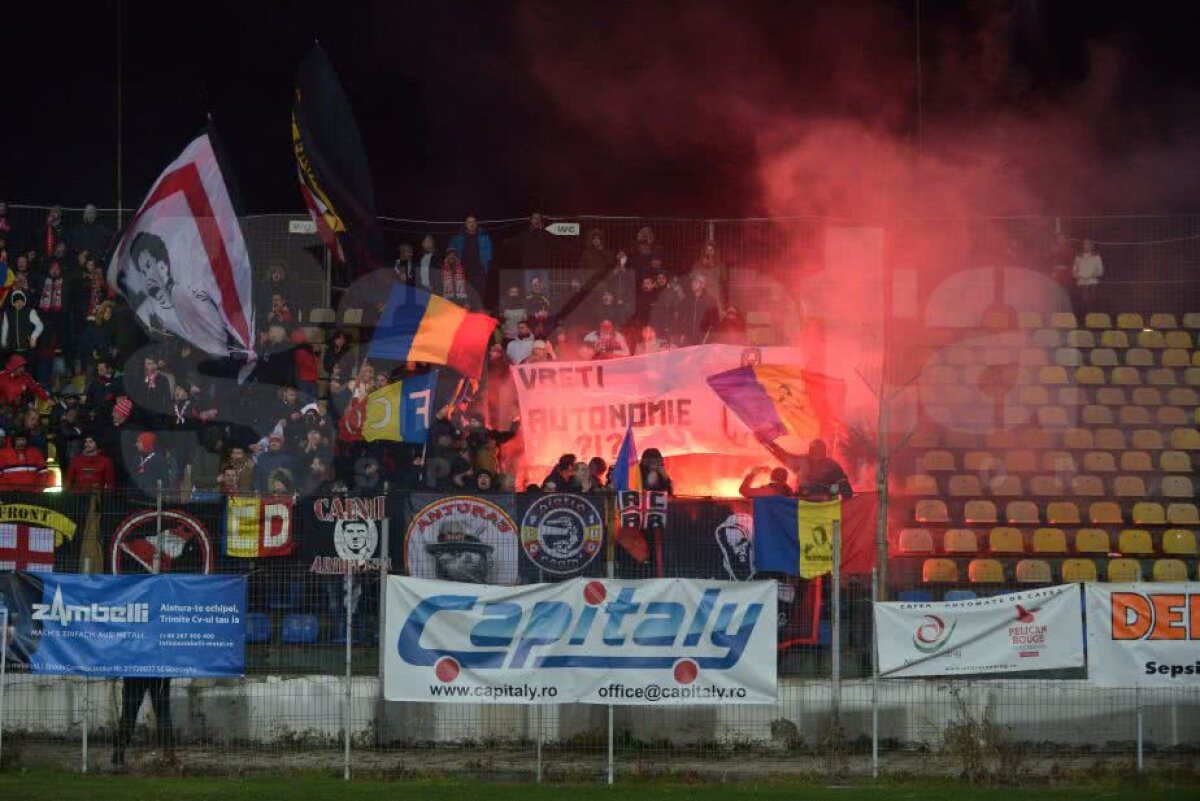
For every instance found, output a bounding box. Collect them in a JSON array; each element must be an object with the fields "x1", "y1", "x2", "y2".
[
  {"x1": 911, "y1": 426, "x2": 1199, "y2": 451},
  {"x1": 1034, "y1": 328, "x2": 1195, "y2": 349},
  {"x1": 1032, "y1": 312, "x2": 1200, "y2": 331},
  {"x1": 1053, "y1": 347, "x2": 1195, "y2": 368},
  {"x1": 922, "y1": 363, "x2": 1200, "y2": 388},
  {"x1": 918, "y1": 449, "x2": 1194, "y2": 475},
  {"x1": 897, "y1": 527, "x2": 1199, "y2": 556},
  {"x1": 914, "y1": 499, "x2": 1200, "y2": 526},
  {"x1": 903, "y1": 473, "x2": 1195, "y2": 499},
  {"x1": 921, "y1": 557, "x2": 1195, "y2": 584}
]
